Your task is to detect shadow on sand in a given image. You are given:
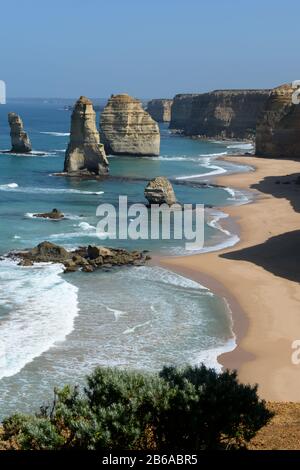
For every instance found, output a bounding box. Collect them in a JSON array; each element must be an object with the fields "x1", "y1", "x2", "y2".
[{"x1": 220, "y1": 170, "x2": 300, "y2": 283}]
